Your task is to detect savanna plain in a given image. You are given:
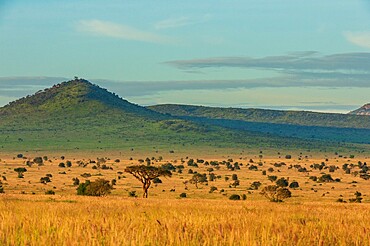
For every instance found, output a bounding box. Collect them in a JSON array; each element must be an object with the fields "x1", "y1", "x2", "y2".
[{"x1": 0, "y1": 149, "x2": 369, "y2": 246}]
